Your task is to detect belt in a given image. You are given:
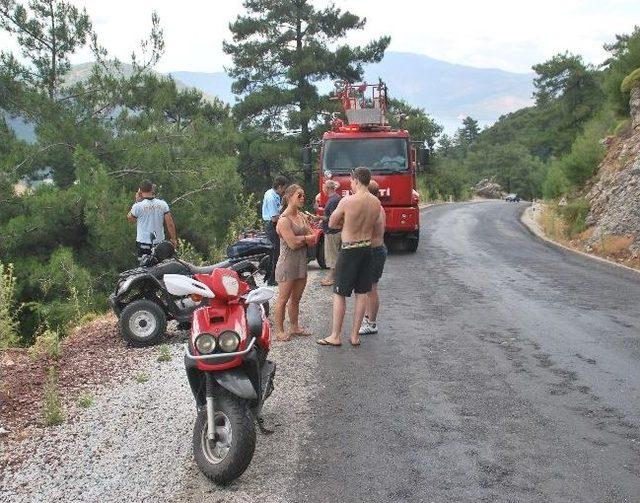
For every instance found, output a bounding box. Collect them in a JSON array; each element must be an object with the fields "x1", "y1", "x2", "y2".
[{"x1": 341, "y1": 240, "x2": 371, "y2": 250}]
